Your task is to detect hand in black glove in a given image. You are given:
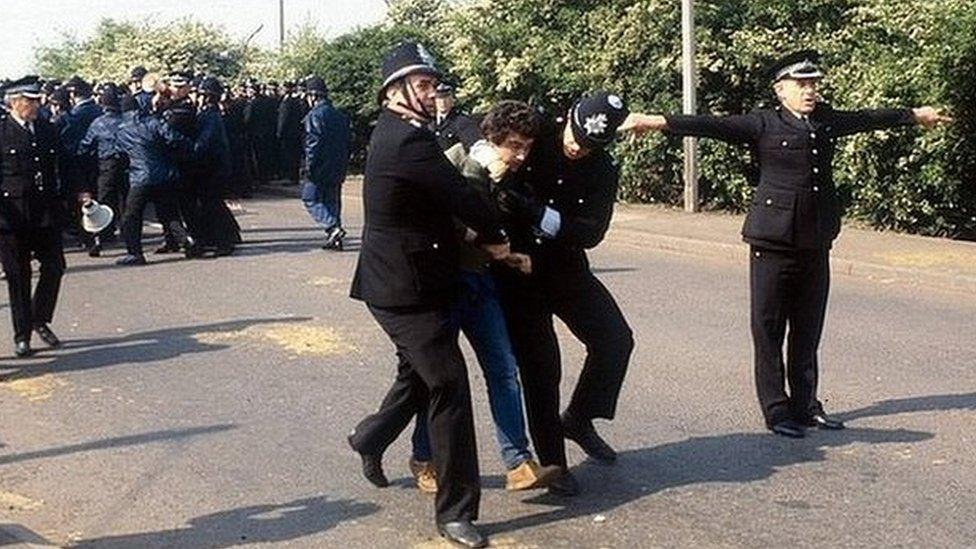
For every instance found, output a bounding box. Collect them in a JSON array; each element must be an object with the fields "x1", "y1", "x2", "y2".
[{"x1": 497, "y1": 188, "x2": 545, "y2": 226}]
